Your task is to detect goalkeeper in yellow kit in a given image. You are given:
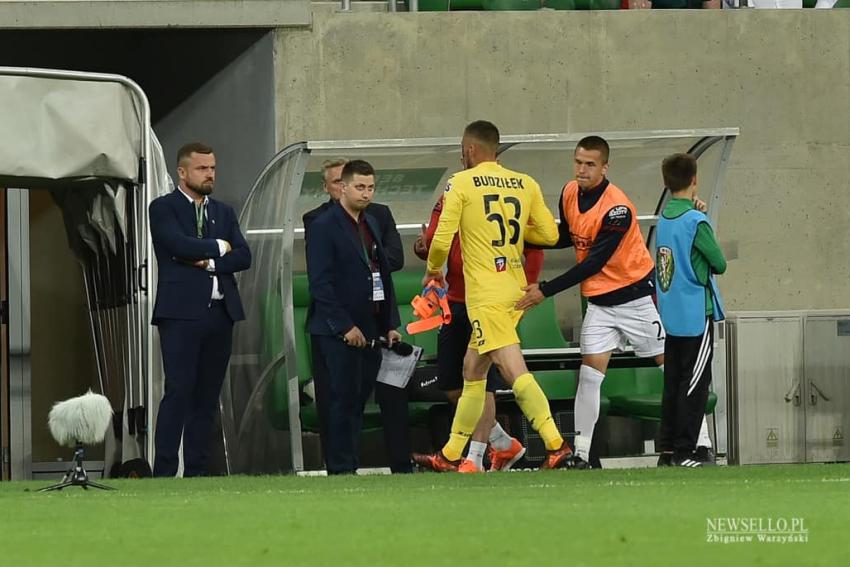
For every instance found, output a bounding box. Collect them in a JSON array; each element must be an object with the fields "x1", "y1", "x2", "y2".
[{"x1": 412, "y1": 121, "x2": 574, "y2": 472}]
